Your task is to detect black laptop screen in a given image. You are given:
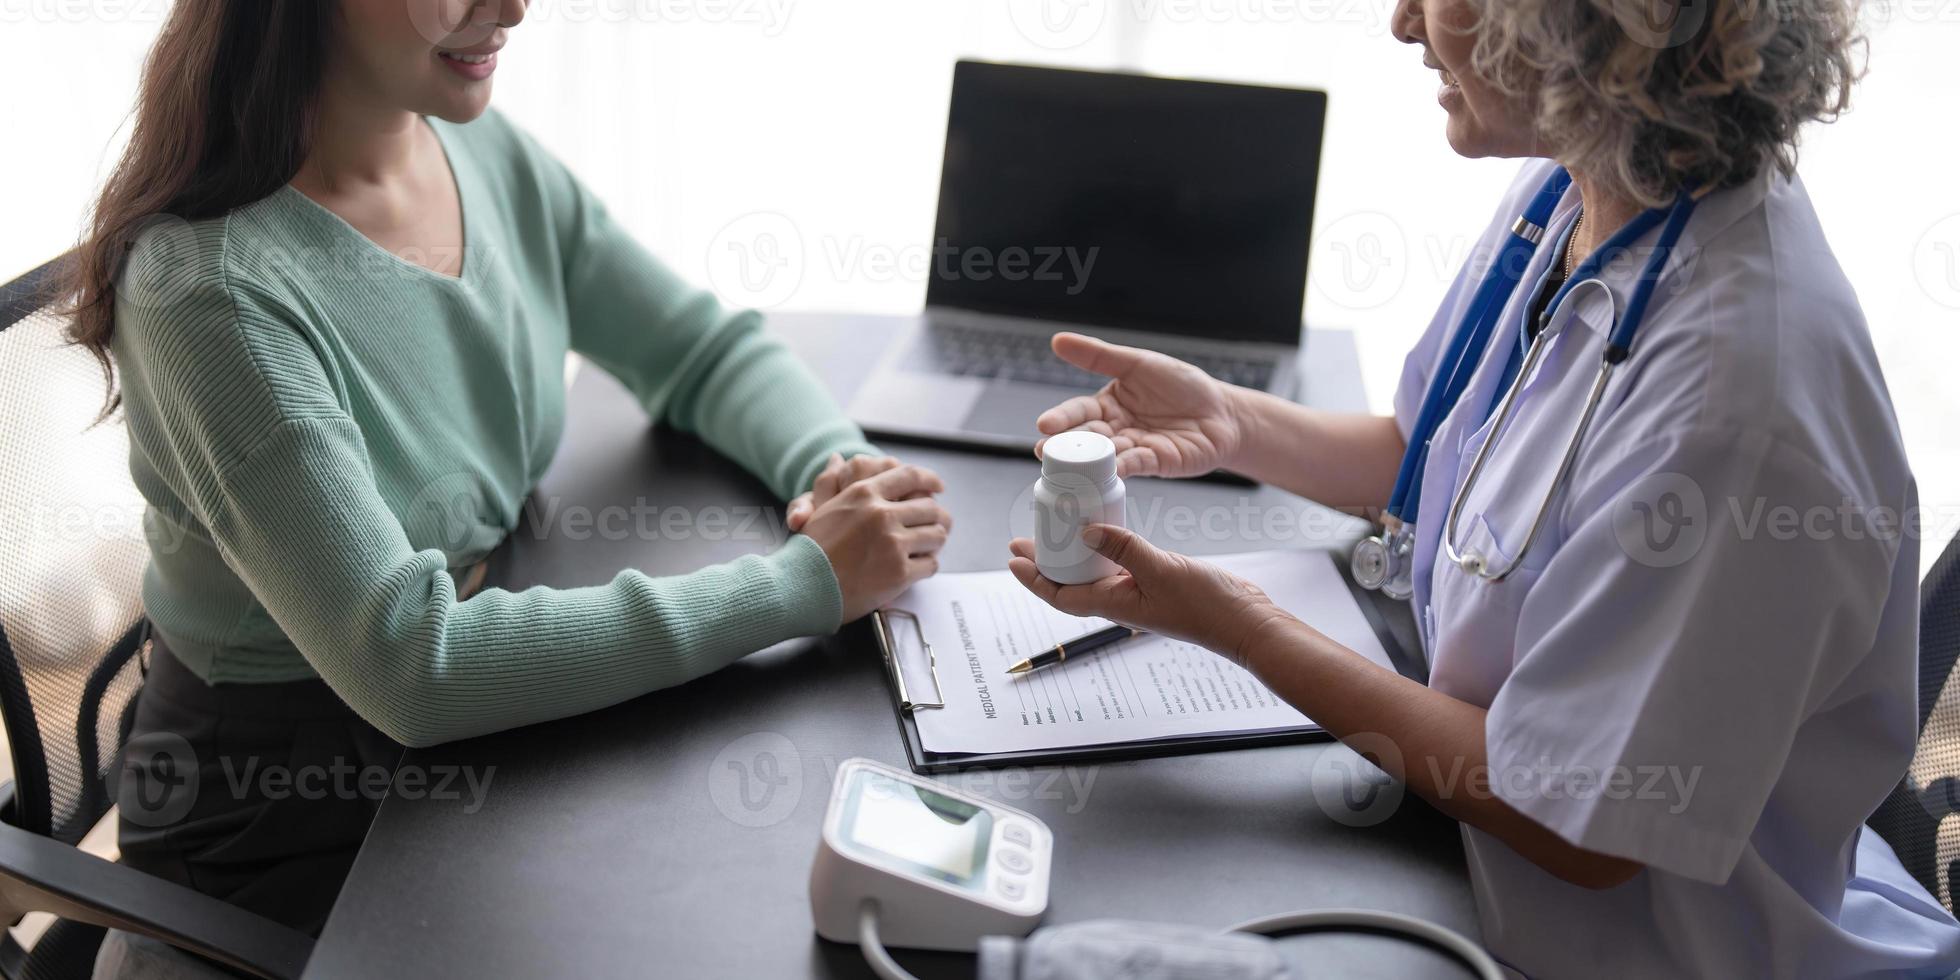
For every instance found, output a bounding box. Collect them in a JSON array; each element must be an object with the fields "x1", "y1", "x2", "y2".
[{"x1": 926, "y1": 61, "x2": 1326, "y2": 346}]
